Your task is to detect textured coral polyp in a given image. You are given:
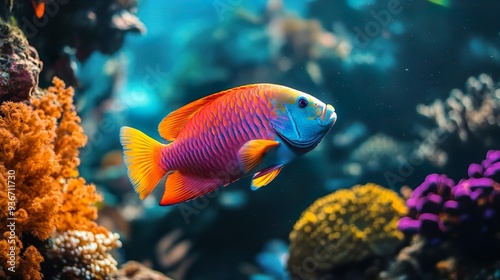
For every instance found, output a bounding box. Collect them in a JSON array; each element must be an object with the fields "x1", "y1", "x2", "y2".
[
  {"x1": 288, "y1": 183, "x2": 406, "y2": 278},
  {"x1": 398, "y1": 150, "x2": 500, "y2": 256},
  {"x1": 45, "y1": 230, "x2": 121, "y2": 279},
  {"x1": 0, "y1": 78, "x2": 116, "y2": 279},
  {"x1": 0, "y1": 22, "x2": 43, "y2": 103}
]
